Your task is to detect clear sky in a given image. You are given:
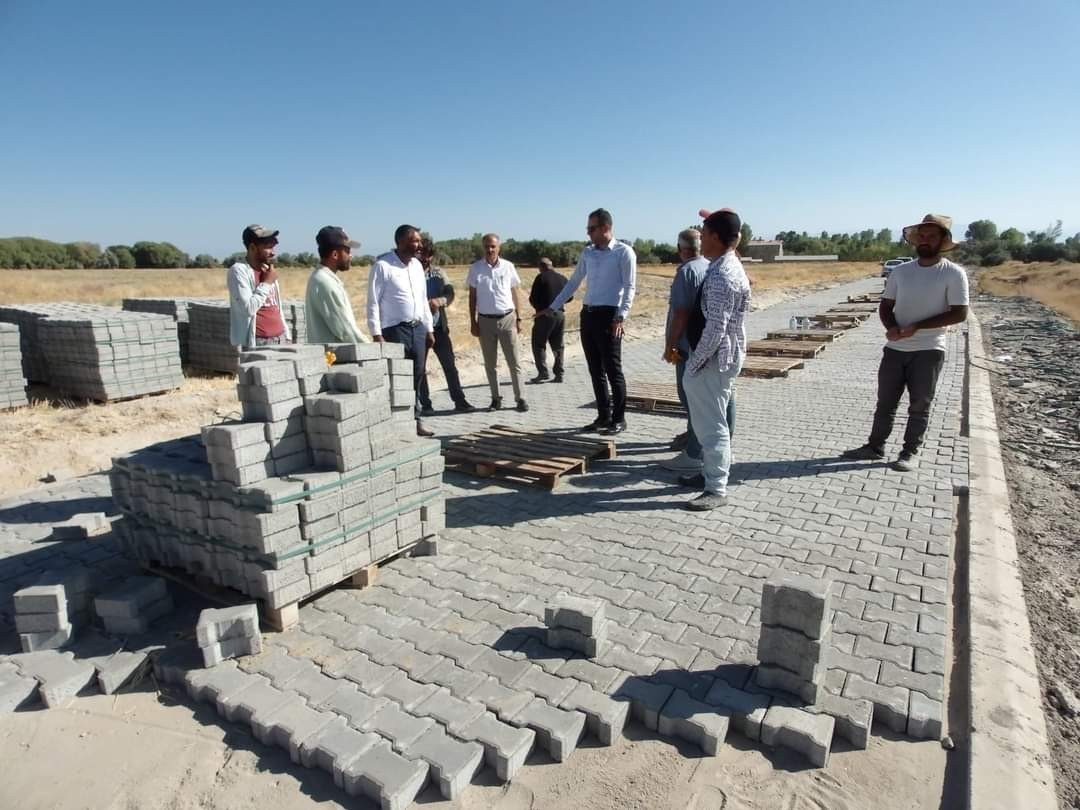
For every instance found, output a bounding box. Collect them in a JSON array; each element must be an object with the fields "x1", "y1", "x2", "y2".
[{"x1": 1, "y1": 0, "x2": 1077, "y2": 258}]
